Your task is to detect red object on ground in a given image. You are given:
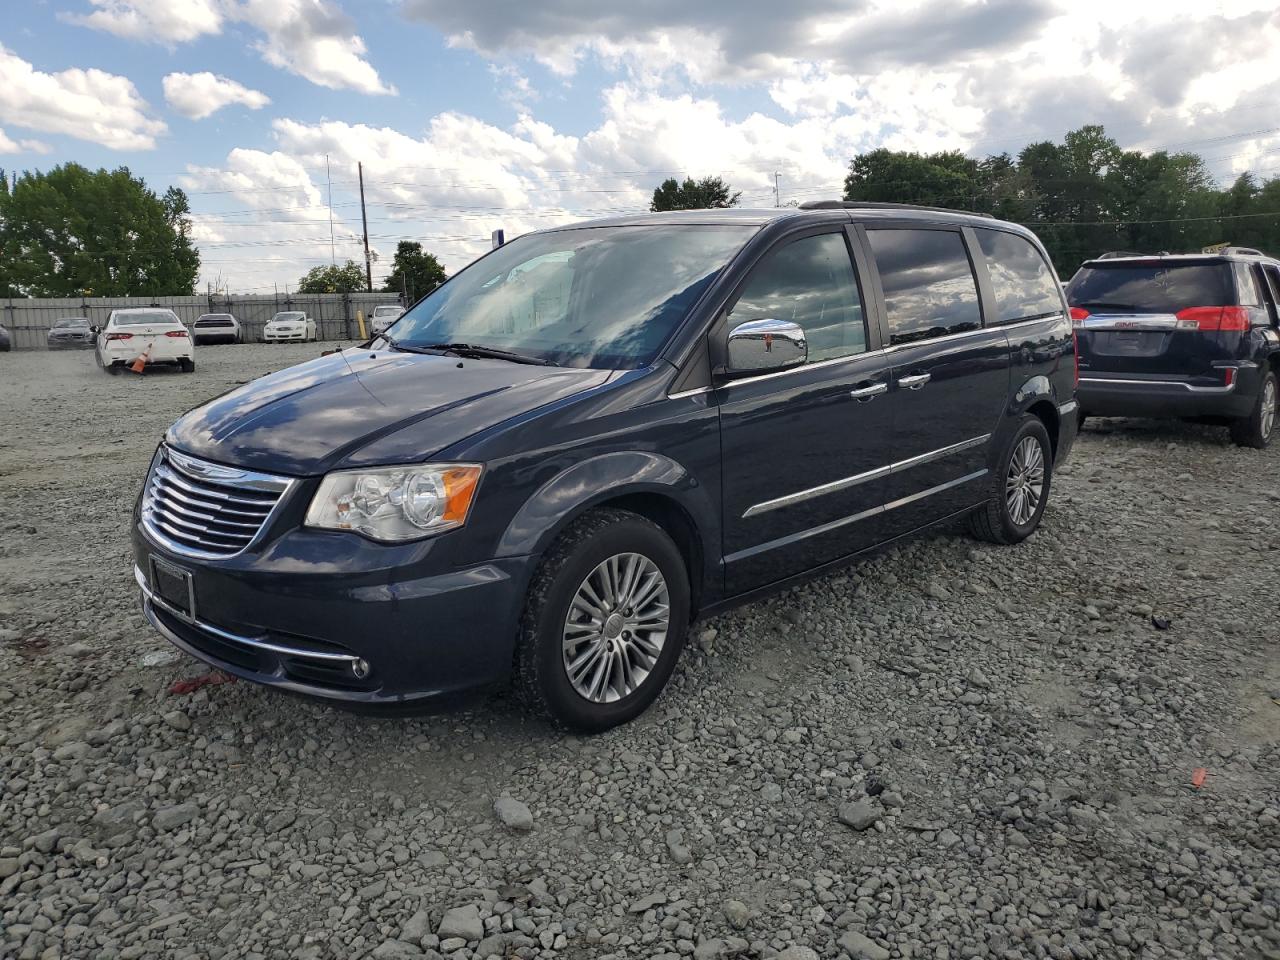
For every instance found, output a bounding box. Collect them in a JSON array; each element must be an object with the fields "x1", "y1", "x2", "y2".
[
  {"x1": 169, "y1": 671, "x2": 237, "y2": 695},
  {"x1": 1191, "y1": 768, "x2": 1208, "y2": 789}
]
